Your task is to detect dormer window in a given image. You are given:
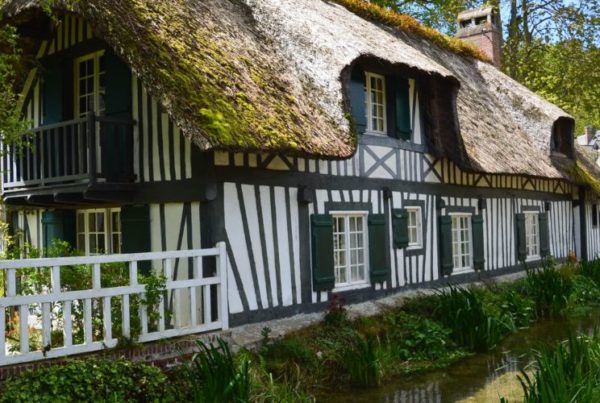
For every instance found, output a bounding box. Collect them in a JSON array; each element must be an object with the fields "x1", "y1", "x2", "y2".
[
  {"x1": 551, "y1": 117, "x2": 575, "y2": 158},
  {"x1": 365, "y1": 72, "x2": 387, "y2": 134},
  {"x1": 347, "y1": 60, "x2": 414, "y2": 142}
]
